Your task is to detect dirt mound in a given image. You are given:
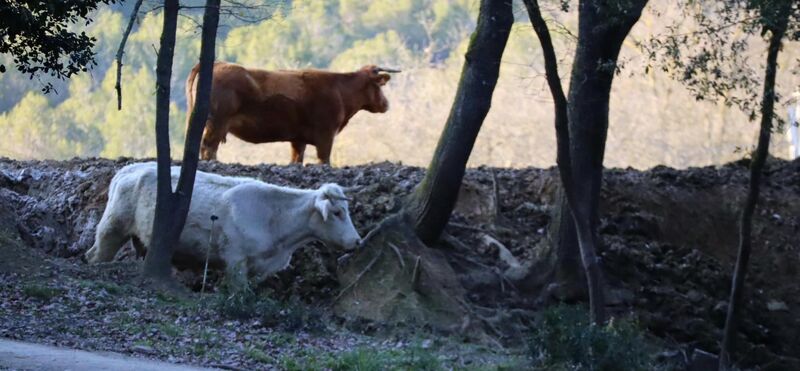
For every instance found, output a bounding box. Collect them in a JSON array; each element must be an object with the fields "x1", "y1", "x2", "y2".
[{"x1": 1, "y1": 157, "x2": 798, "y2": 367}]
